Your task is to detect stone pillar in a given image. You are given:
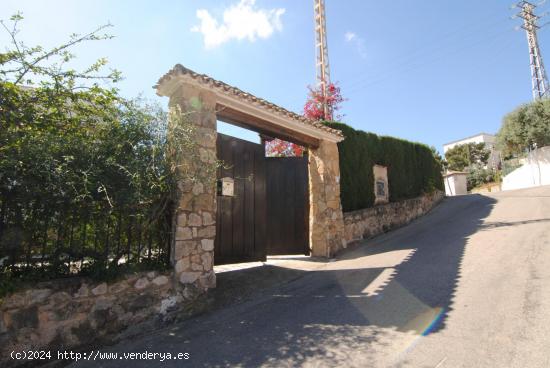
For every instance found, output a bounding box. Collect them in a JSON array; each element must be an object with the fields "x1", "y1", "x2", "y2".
[
  {"x1": 168, "y1": 83, "x2": 217, "y2": 289},
  {"x1": 309, "y1": 140, "x2": 346, "y2": 257}
]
